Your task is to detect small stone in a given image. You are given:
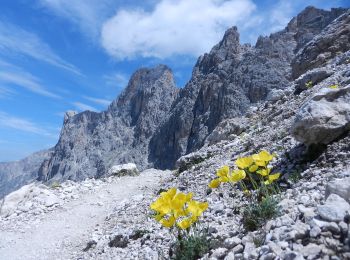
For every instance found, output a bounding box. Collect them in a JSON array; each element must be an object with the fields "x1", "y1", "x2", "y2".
[
  {"x1": 326, "y1": 177, "x2": 350, "y2": 203},
  {"x1": 267, "y1": 241, "x2": 283, "y2": 256},
  {"x1": 224, "y1": 237, "x2": 241, "y2": 249},
  {"x1": 243, "y1": 242, "x2": 258, "y2": 259},
  {"x1": 310, "y1": 226, "x2": 321, "y2": 238},
  {"x1": 211, "y1": 247, "x2": 228, "y2": 259},
  {"x1": 224, "y1": 252, "x2": 235, "y2": 260},
  {"x1": 318, "y1": 194, "x2": 350, "y2": 222},
  {"x1": 209, "y1": 227, "x2": 218, "y2": 234},
  {"x1": 283, "y1": 251, "x2": 304, "y2": 260},
  {"x1": 260, "y1": 253, "x2": 276, "y2": 260},
  {"x1": 339, "y1": 221, "x2": 348, "y2": 235},
  {"x1": 232, "y1": 244, "x2": 244, "y2": 254},
  {"x1": 299, "y1": 243, "x2": 322, "y2": 258},
  {"x1": 260, "y1": 245, "x2": 270, "y2": 255}
]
